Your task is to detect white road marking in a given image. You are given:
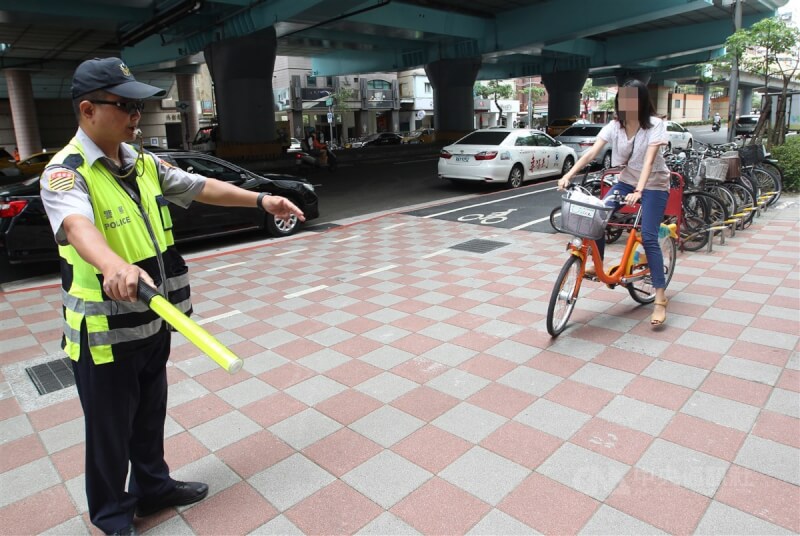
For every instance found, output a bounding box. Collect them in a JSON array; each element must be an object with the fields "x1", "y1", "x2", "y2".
[
  {"x1": 197, "y1": 310, "x2": 241, "y2": 325},
  {"x1": 284, "y1": 285, "x2": 329, "y2": 299},
  {"x1": 510, "y1": 215, "x2": 551, "y2": 230},
  {"x1": 275, "y1": 248, "x2": 307, "y2": 257},
  {"x1": 393, "y1": 157, "x2": 440, "y2": 165},
  {"x1": 332, "y1": 235, "x2": 360, "y2": 243},
  {"x1": 421, "y1": 248, "x2": 450, "y2": 259},
  {"x1": 383, "y1": 222, "x2": 407, "y2": 230},
  {"x1": 423, "y1": 186, "x2": 558, "y2": 218},
  {"x1": 358, "y1": 264, "x2": 398, "y2": 277},
  {"x1": 205, "y1": 262, "x2": 246, "y2": 272}
]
